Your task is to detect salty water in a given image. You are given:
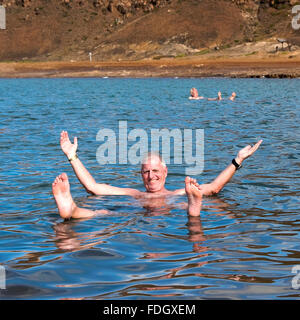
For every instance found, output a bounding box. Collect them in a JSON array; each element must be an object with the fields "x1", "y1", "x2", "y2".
[{"x1": 0, "y1": 77, "x2": 299, "y2": 300}]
